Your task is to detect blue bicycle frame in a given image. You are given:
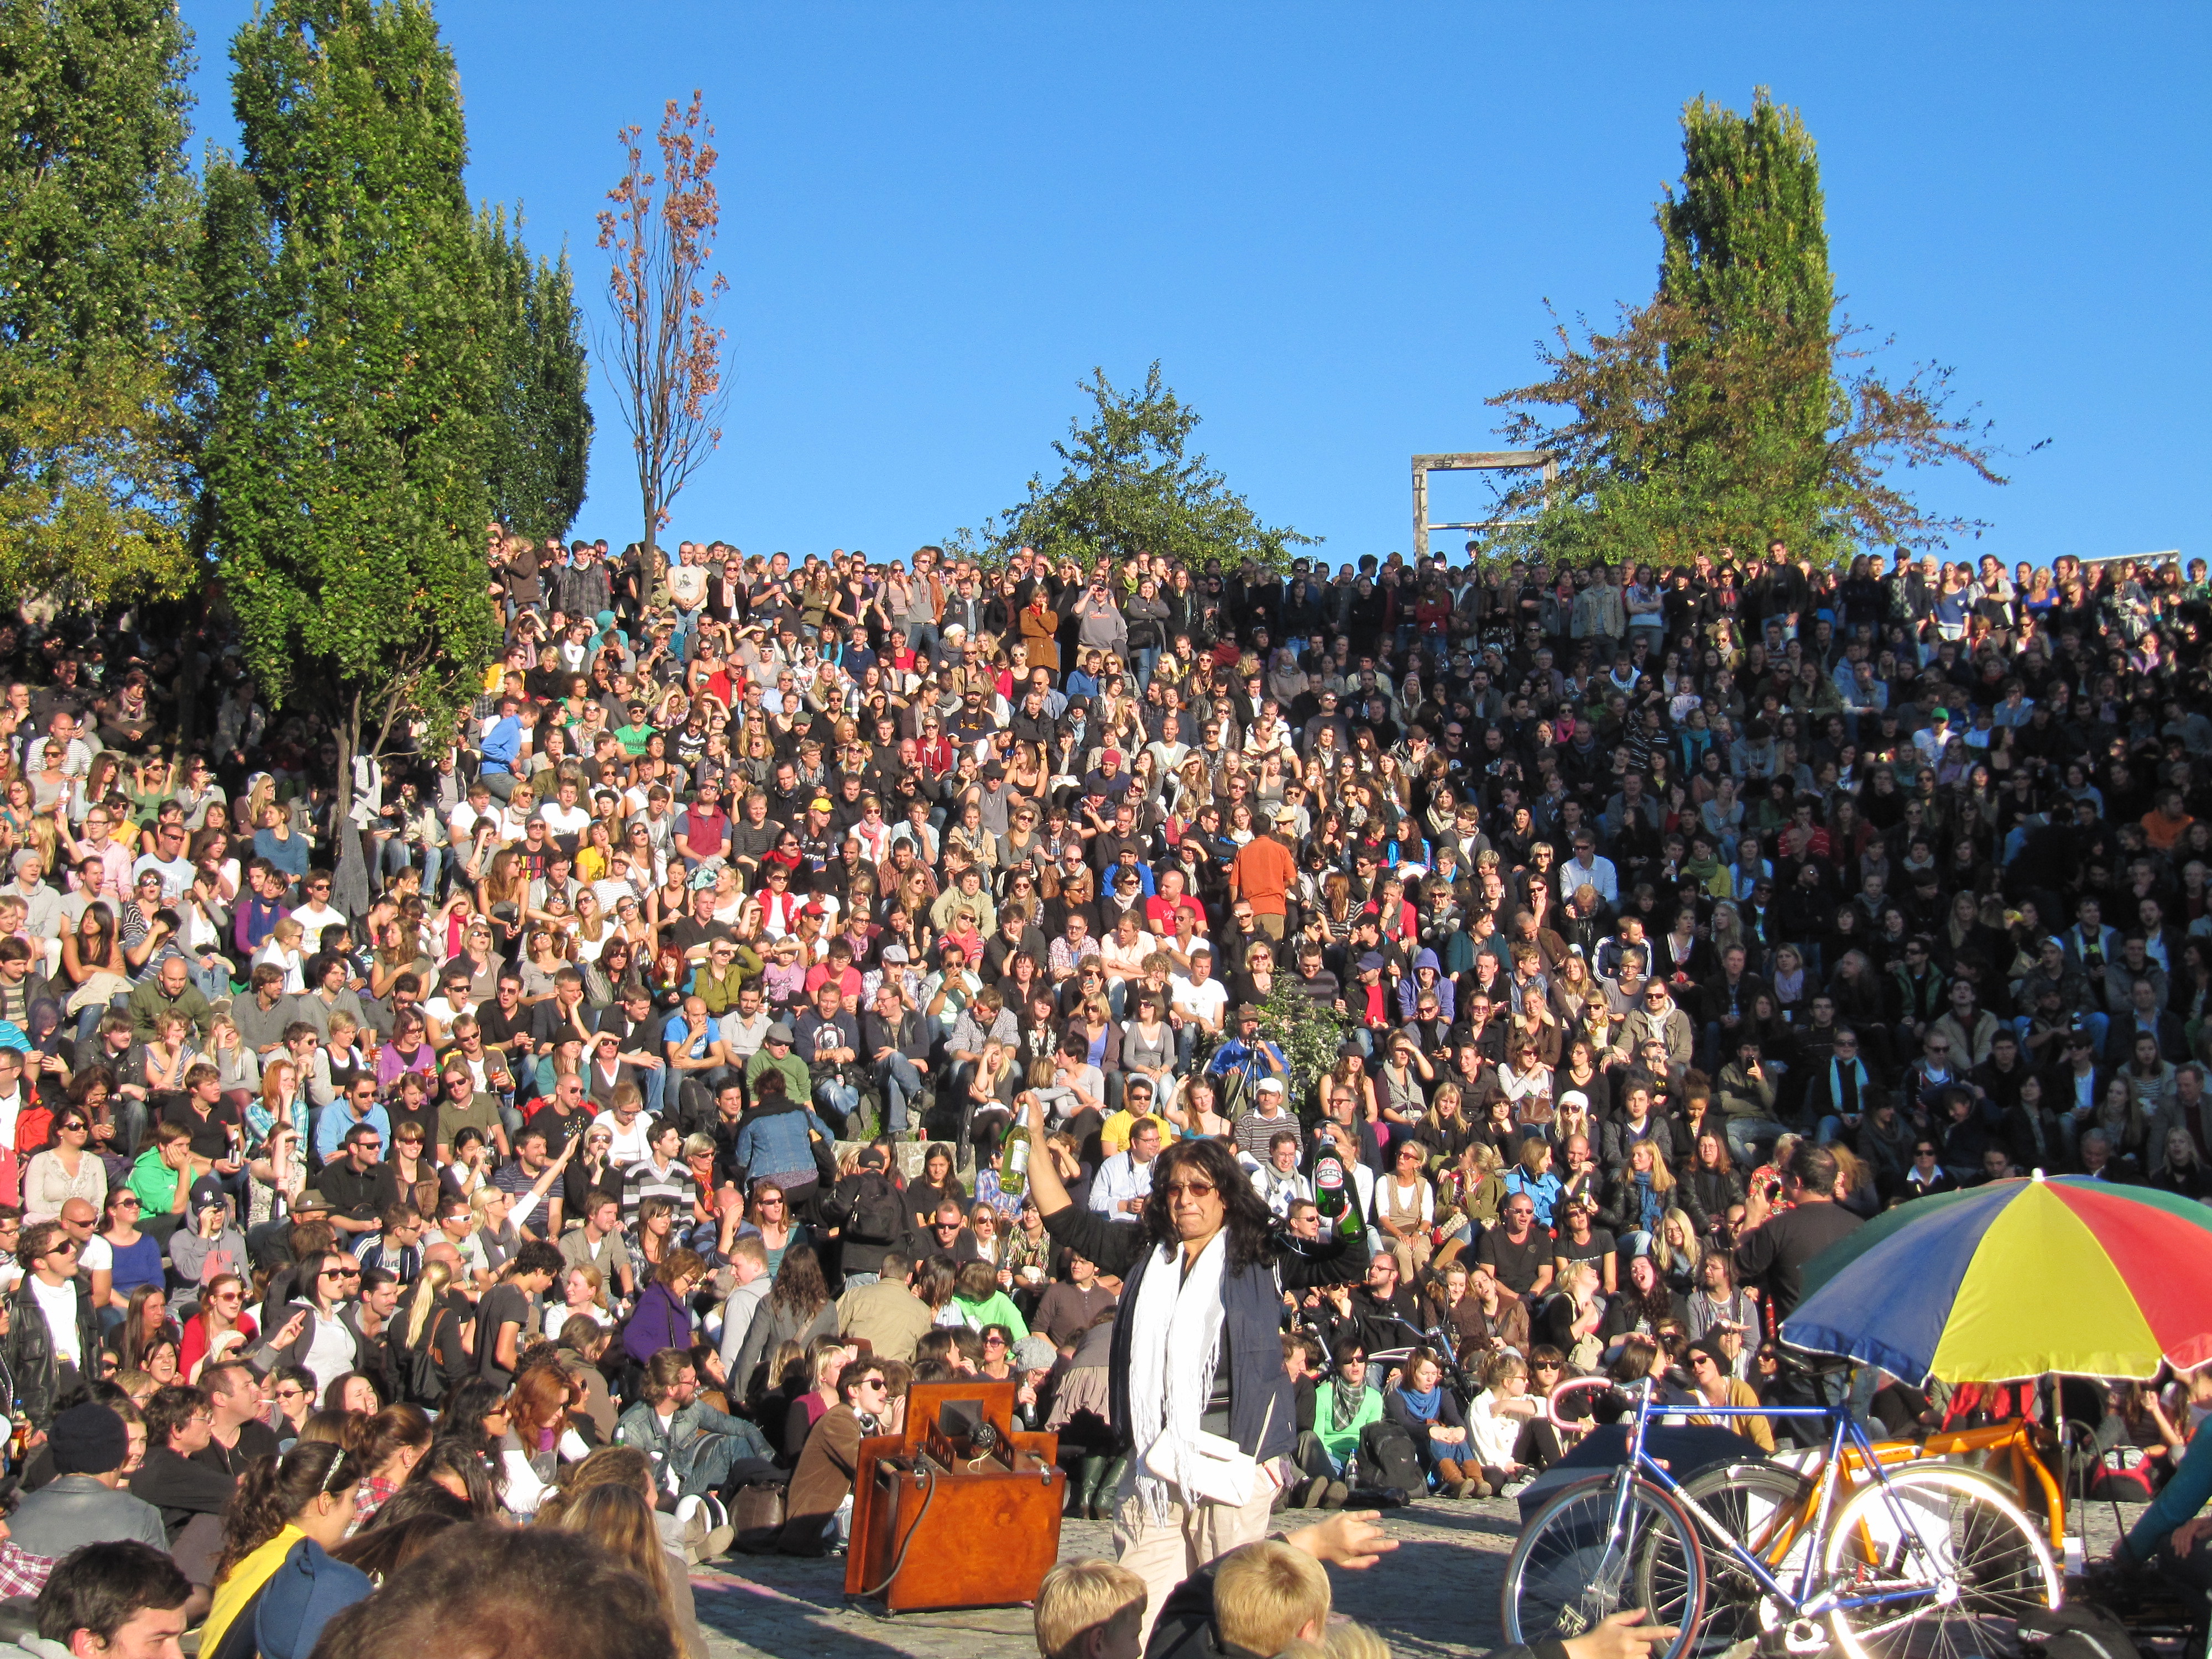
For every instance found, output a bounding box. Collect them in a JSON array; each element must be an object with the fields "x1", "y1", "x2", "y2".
[{"x1": 1597, "y1": 1379, "x2": 1969, "y2": 1619}]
